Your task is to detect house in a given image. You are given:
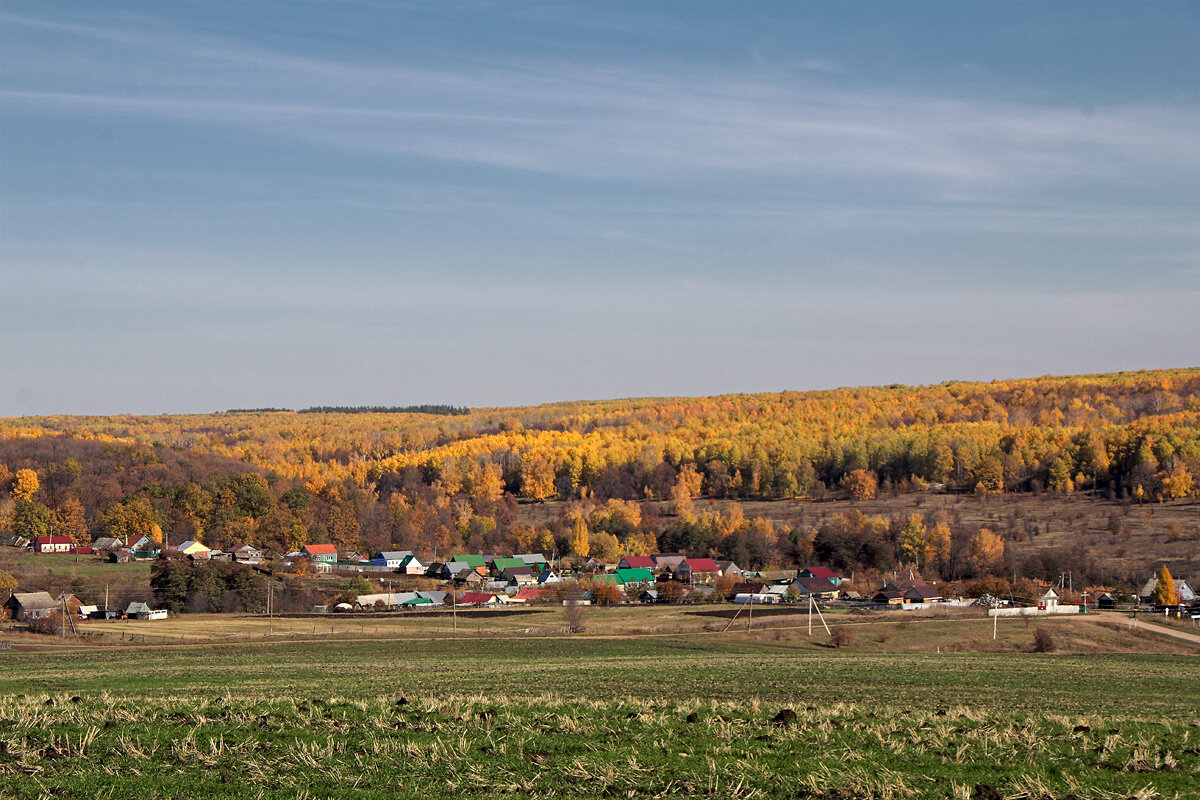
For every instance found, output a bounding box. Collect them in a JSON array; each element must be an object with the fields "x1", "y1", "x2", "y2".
[
  {"x1": 229, "y1": 544, "x2": 263, "y2": 564},
  {"x1": 652, "y1": 553, "x2": 687, "y2": 571},
  {"x1": 717, "y1": 561, "x2": 743, "y2": 578},
  {"x1": 755, "y1": 569, "x2": 798, "y2": 584},
  {"x1": 618, "y1": 556, "x2": 657, "y2": 571},
  {"x1": 109, "y1": 549, "x2": 133, "y2": 564},
  {"x1": 675, "y1": 558, "x2": 721, "y2": 584},
  {"x1": 516, "y1": 553, "x2": 550, "y2": 570},
  {"x1": 456, "y1": 591, "x2": 498, "y2": 607},
  {"x1": 873, "y1": 590, "x2": 905, "y2": 605},
  {"x1": 451, "y1": 554, "x2": 487, "y2": 570},
  {"x1": 731, "y1": 582, "x2": 774, "y2": 604},
  {"x1": 491, "y1": 557, "x2": 527, "y2": 576},
  {"x1": 416, "y1": 591, "x2": 448, "y2": 606},
  {"x1": 537, "y1": 570, "x2": 561, "y2": 585},
  {"x1": 614, "y1": 567, "x2": 655, "y2": 586},
  {"x1": 1097, "y1": 592, "x2": 1117, "y2": 610},
  {"x1": 124, "y1": 534, "x2": 156, "y2": 551},
  {"x1": 302, "y1": 544, "x2": 338, "y2": 564},
  {"x1": 371, "y1": 551, "x2": 412, "y2": 569},
  {"x1": 1138, "y1": 575, "x2": 1197, "y2": 605},
  {"x1": 33, "y1": 536, "x2": 74, "y2": 554},
  {"x1": 0, "y1": 535, "x2": 31, "y2": 549},
  {"x1": 800, "y1": 566, "x2": 841, "y2": 585},
  {"x1": 437, "y1": 561, "x2": 486, "y2": 583},
  {"x1": 1037, "y1": 588, "x2": 1059, "y2": 610},
  {"x1": 639, "y1": 589, "x2": 659, "y2": 604},
  {"x1": 92, "y1": 537, "x2": 124, "y2": 552},
  {"x1": 514, "y1": 587, "x2": 548, "y2": 603},
  {"x1": 124, "y1": 601, "x2": 168, "y2": 620},
  {"x1": 791, "y1": 577, "x2": 839, "y2": 600},
  {"x1": 55, "y1": 593, "x2": 84, "y2": 616},
  {"x1": 903, "y1": 583, "x2": 942, "y2": 604},
  {"x1": 502, "y1": 566, "x2": 538, "y2": 586},
  {"x1": 76, "y1": 604, "x2": 98, "y2": 618},
  {"x1": 398, "y1": 554, "x2": 425, "y2": 575},
  {"x1": 4, "y1": 592, "x2": 58, "y2": 620},
  {"x1": 175, "y1": 540, "x2": 211, "y2": 558}
]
